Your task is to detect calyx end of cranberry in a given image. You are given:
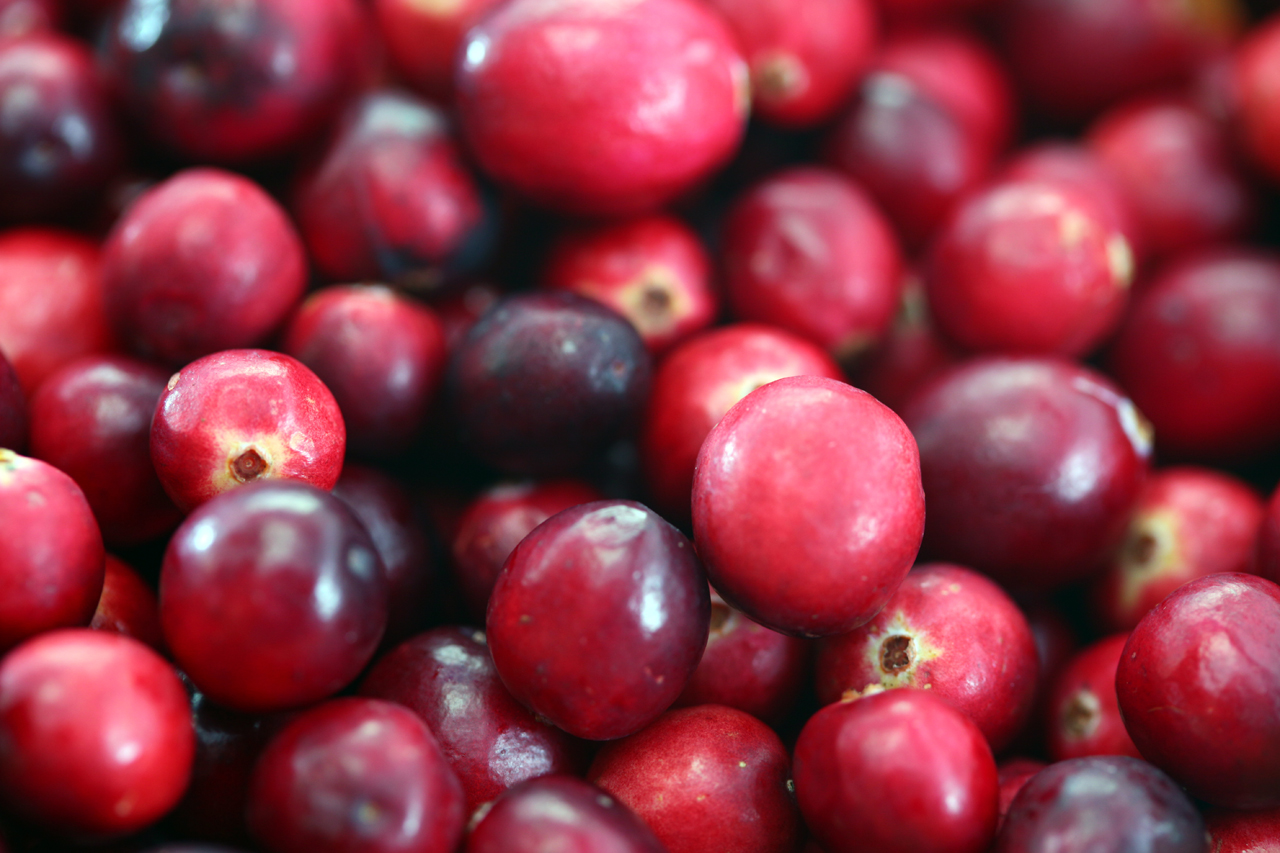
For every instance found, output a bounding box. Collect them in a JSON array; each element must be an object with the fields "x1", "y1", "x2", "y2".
[{"x1": 231, "y1": 447, "x2": 270, "y2": 483}]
